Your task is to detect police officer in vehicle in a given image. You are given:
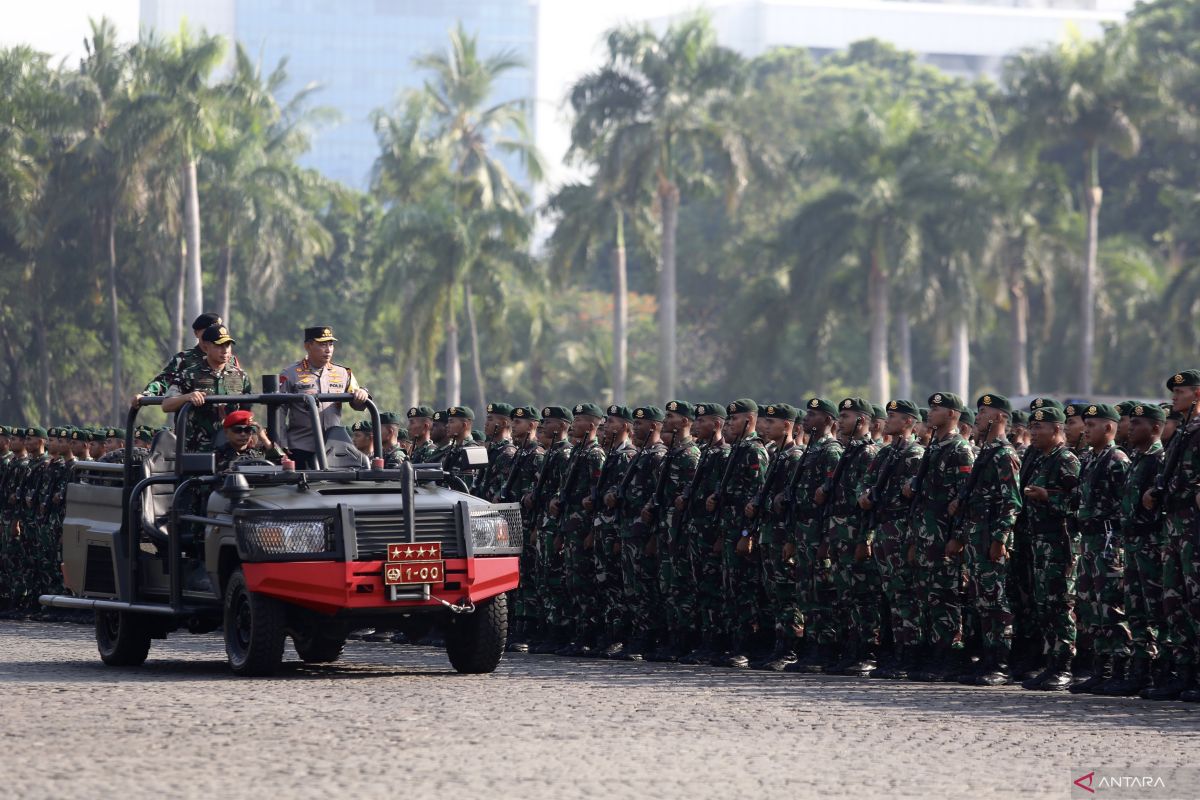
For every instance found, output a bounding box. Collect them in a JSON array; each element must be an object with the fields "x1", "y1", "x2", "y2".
[{"x1": 277, "y1": 326, "x2": 370, "y2": 469}]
